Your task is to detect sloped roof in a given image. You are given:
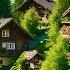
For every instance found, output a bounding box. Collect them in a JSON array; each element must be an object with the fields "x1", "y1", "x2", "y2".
[
  {"x1": 15, "y1": 0, "x2": 29, "y2": 11},
  {"x1": 16, "y1": 0, "x2": 54, "y2": 11},
  {"x1": 62, "y1": 7, "x2": 70, "y2": 18},
  {"x1": 0, "y1": 18, "x2": 13, "y2": 28},
  {"x1": 33, "y1": 0, "x2": 54, "y2": 10},
  {"x1": 61, "y1": 25, "x2": 70, "y2": 35},
  {"x1": 0, "y1": 18, "x2": 33, "y2": 39},
  {"x1": 24, "y1": 50, "x2": 37, "y2": 60}
]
